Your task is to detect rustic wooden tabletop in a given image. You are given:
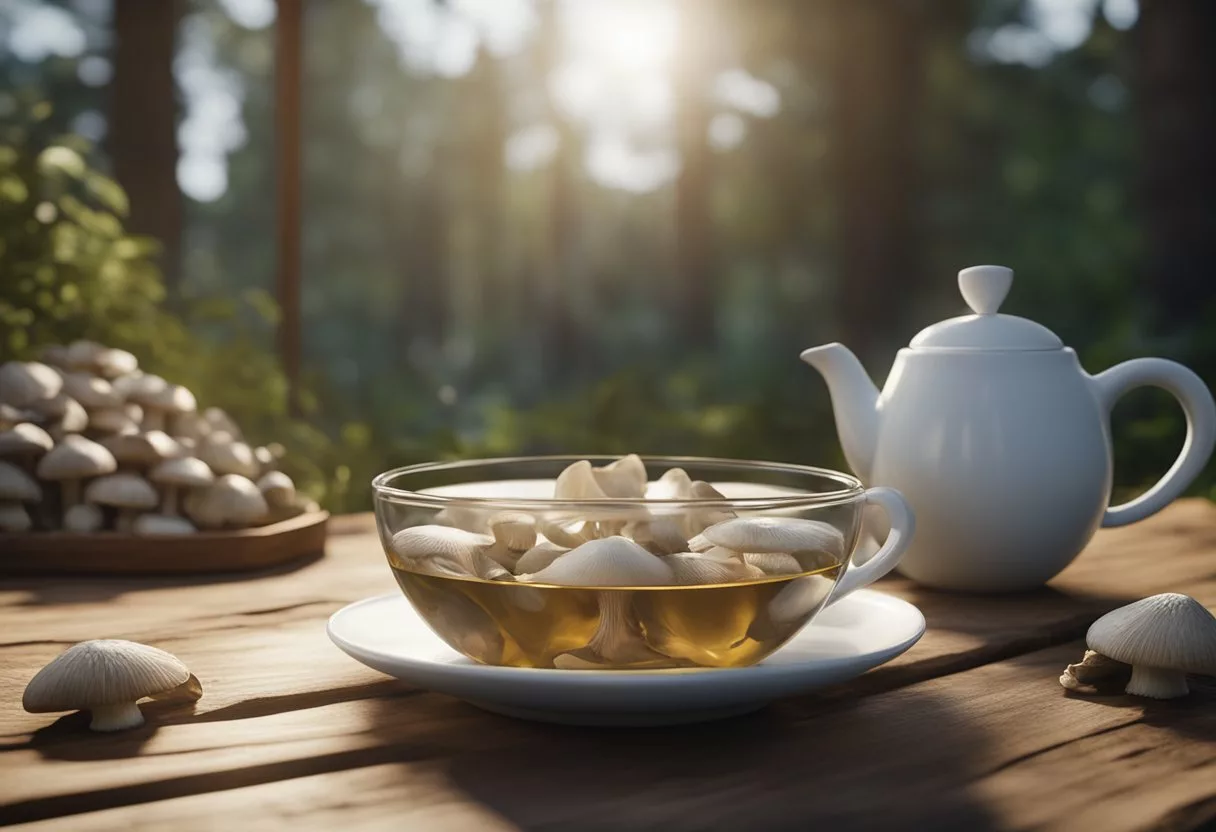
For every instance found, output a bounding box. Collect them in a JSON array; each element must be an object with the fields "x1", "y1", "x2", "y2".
[{"x1": 2, "y1": 501, "x2": 1215, "y2": 831}]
